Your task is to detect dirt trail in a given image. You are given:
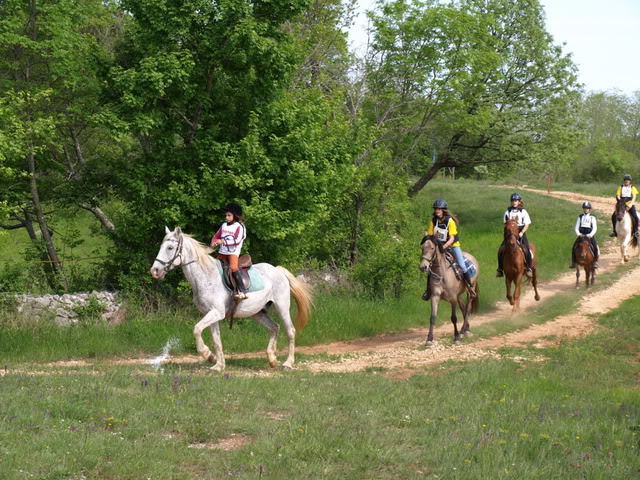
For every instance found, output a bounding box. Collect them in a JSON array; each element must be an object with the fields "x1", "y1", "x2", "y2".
[{"x1": 8, "y1": 187, "x2": 639, "y2": 377}]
